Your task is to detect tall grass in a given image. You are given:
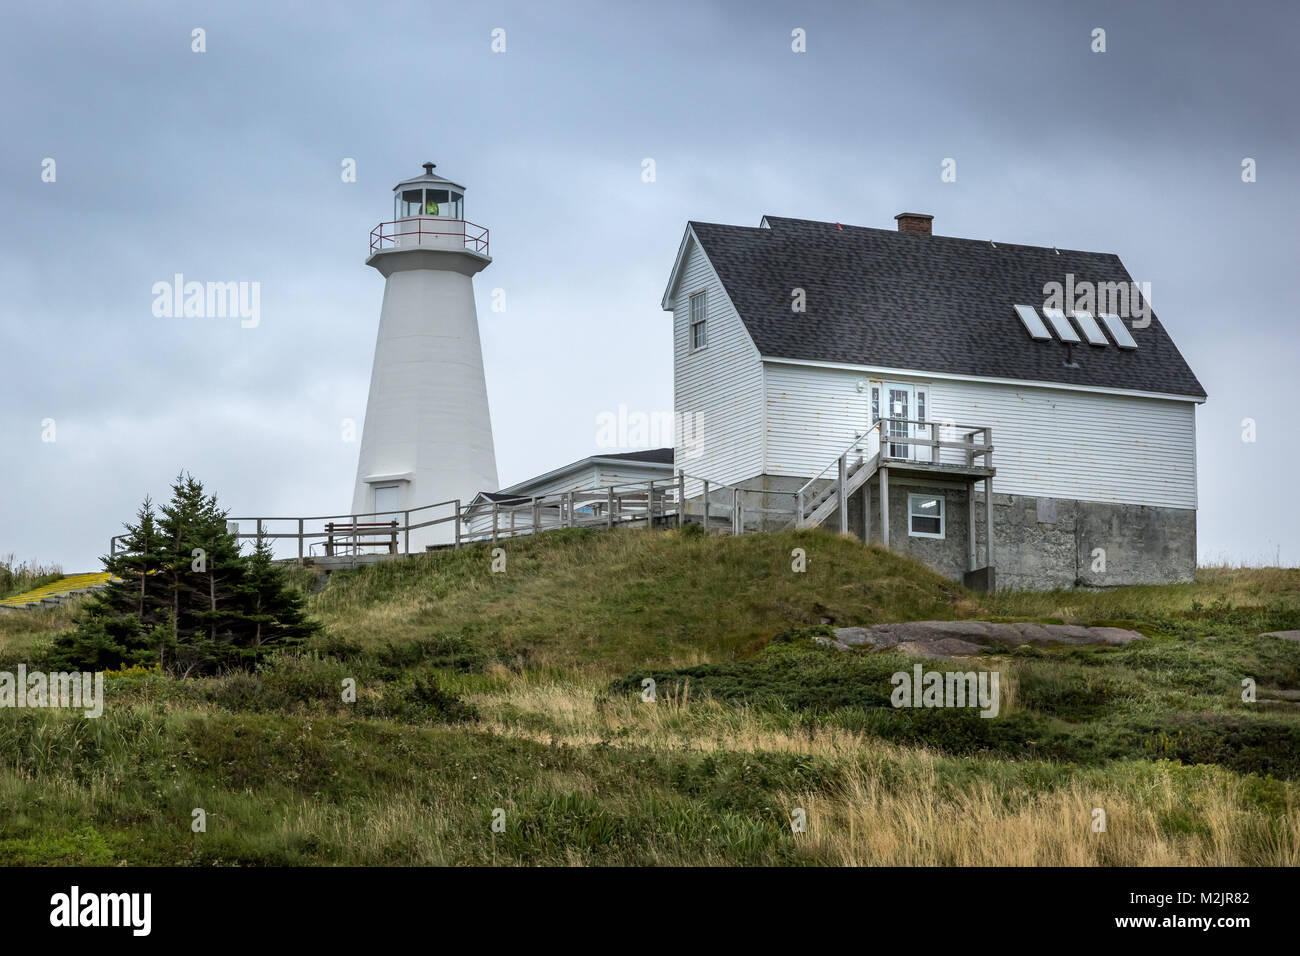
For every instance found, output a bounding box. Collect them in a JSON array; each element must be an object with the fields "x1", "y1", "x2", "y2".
[
  {"x1": 0, "y1": 592, "x2": 87, "y2": 664},
  {"x1": 0, "y1": 697, "x2": 1294, "y2": 866},
  {"x1": 979, "y1": 566, "x2": 1300, "y2": 622},
  {"x1": 309, "y1": 527, "x2": 974, "y2": 673},
  {"x1": 0, "y1": 554, "x2": 63, "y2": 599},
  {"x1": 0, "y1": 531, "x2": 1298, "y2": 865},
  {"x1": 789, "y1": 758, "x2": 1300, "y2": 866}
]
